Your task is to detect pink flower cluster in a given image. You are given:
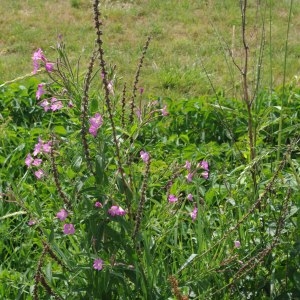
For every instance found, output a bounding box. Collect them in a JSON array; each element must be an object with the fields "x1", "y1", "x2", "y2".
[
  {"x1": 185, "y1": 160, "x2": 210, "y2": 182},
  {"x1": 55, "y1": 208, "x2": 76, "y2": 235},
  {"x1": 167, "y1": 193, "x2": 198, "y2": 220},
  {"x1": 25, "y1": 137, "x2": 52, "y2": 179},
  {"x1": 167, "y1": 160, "x2": 210, "y2": 221},
  {"x1": 197, "y1": 160, "x2": 209, "y2": 180},
  {"x1": 35, "y1": 83, "x2": 64, "y2": 112},
  {"x1": 33, "y1": 138, "x2": 51, "y2": 156},
  {"x1": 108, "y1": 205, "x2": 126, "y2": 217},
  {"x1": 40, "y1": 97, "x2": 63, "y2": 112},
  {"x1": 89, "y1": 113, "x2": 103, "y2": 137},
  {"x1": 32, "y1": 48, "x2": 54, "y2": 74}
]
